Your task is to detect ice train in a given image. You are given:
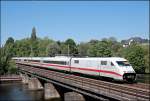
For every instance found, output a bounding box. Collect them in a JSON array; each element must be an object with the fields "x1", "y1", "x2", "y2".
[{"x1": 12, "y1": 56, "x2": 136, "y2": 82}]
